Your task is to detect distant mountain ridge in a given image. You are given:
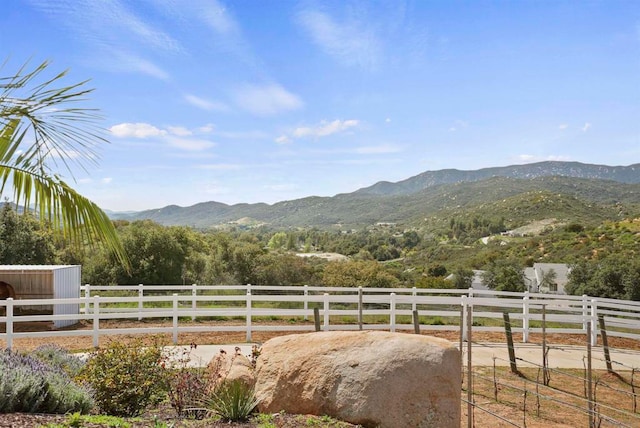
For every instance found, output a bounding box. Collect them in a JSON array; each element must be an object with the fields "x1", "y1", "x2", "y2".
[
  {"x1": 111, "y1": 161, "x2": 640, "y2": 228},
  {"x1": 354, "y1": 161, "x2": 640, "y2": 196}
]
